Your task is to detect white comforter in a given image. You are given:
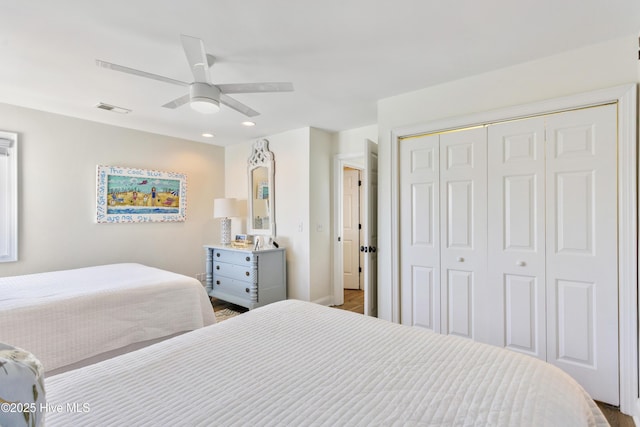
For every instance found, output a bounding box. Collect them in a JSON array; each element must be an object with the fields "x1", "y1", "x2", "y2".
[
  {"x1": 46, "y1": 300, "x2": 607, "y2": 426},
  {"x1": 0, "y1": 263, "x2": 215, "y2": 372}
]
